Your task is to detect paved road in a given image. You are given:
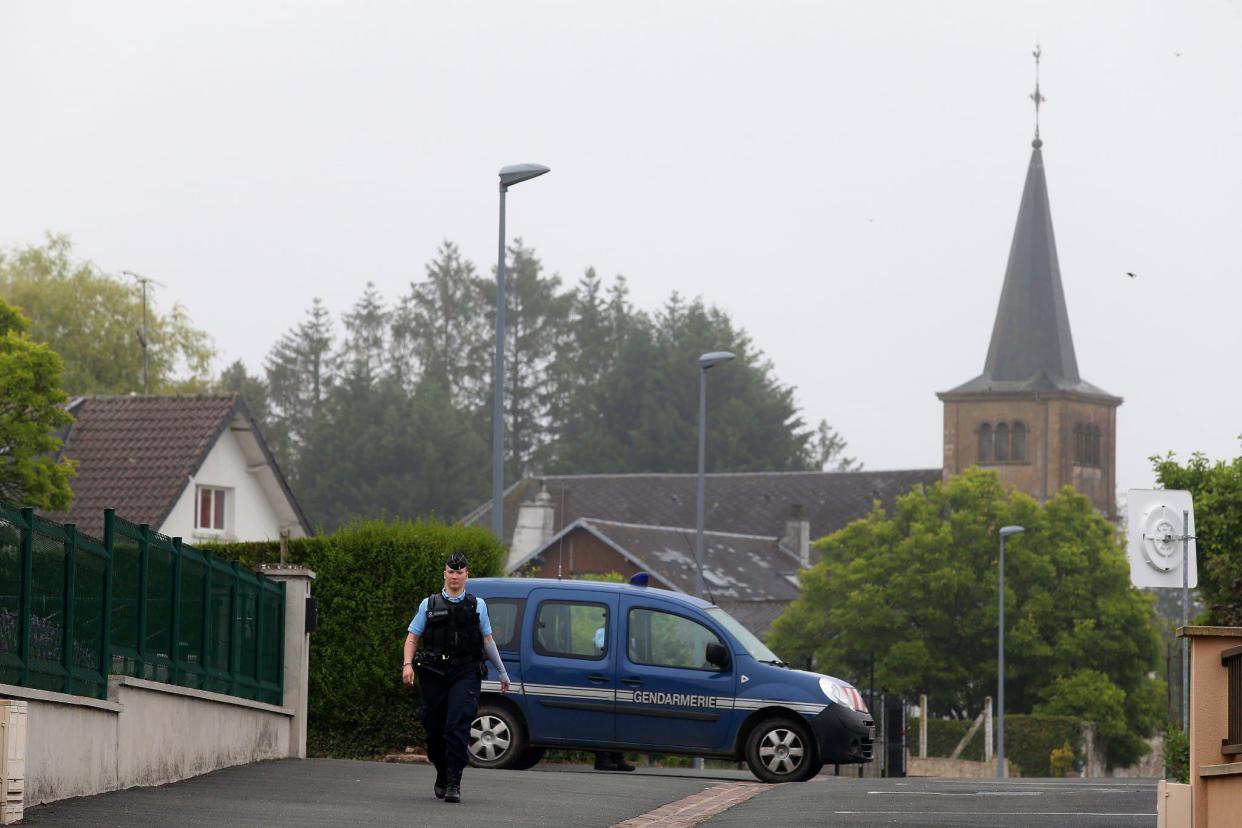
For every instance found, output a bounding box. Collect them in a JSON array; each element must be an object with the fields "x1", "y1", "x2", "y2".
[
  {"x1": 22, "y1": 761, "x2": 1158, "y2": 828},
  {"x1": 709, "y1": 775, "x2": 1158, "y2": 828}
]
